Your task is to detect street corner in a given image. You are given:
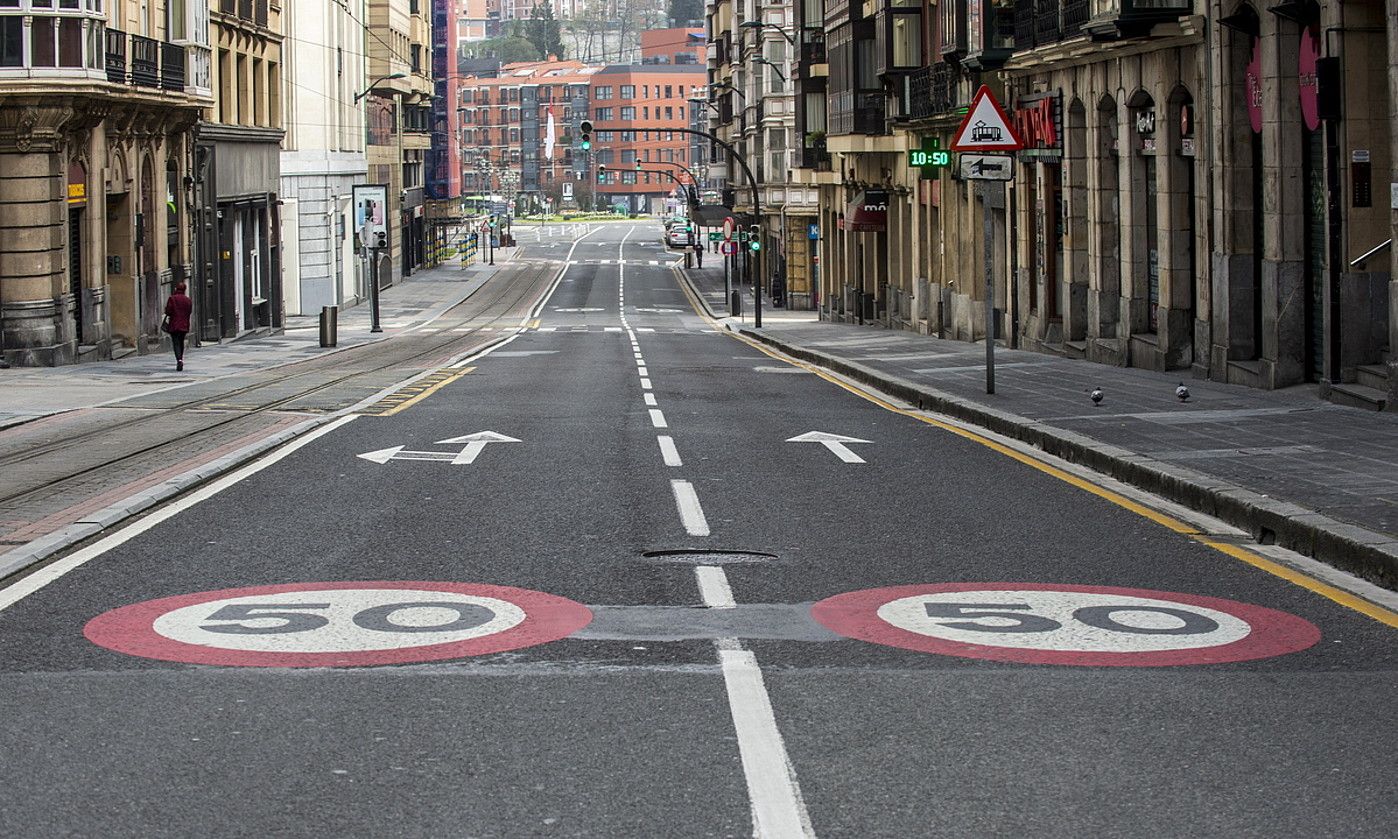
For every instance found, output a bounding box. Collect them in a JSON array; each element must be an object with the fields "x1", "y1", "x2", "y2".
[
  {"x1": 810, "y1": 583, "x2": 1322, "y2": 667},
  {"x1": 83, "y1": 581, "x2": 593, "y2": 668}
]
